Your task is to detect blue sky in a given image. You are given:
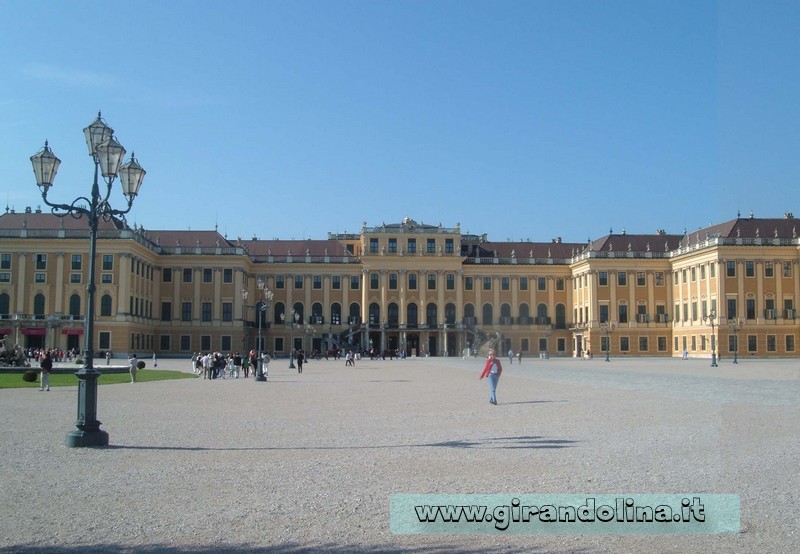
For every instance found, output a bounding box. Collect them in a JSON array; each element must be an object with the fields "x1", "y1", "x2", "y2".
[{"x1": 1, "y1": 1, "x2": 798, "y2": 243}]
